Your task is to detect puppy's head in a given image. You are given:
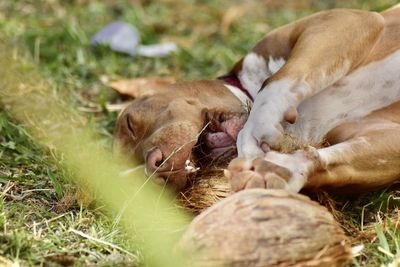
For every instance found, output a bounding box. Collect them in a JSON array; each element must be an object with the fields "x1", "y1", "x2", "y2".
[{"x1": 114, "y1": 80, "x2": 247, "y2": 191}]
